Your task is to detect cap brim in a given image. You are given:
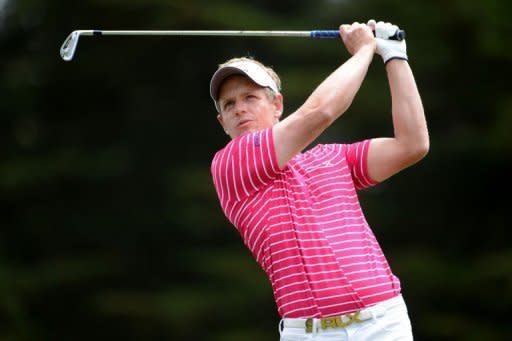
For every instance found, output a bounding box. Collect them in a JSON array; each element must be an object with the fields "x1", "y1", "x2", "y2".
[{"x1": 209, "y1": 66, "x2": 250, "y2": 101}]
